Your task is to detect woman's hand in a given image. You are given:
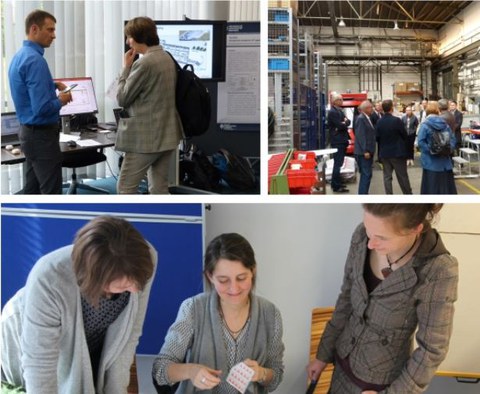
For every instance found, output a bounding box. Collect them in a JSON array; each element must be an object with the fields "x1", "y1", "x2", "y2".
[
  {"x1": 190, "y1": 364, "x2": 222, "y2": 390},
  {"x1": 244, "y1": 359, "x2": 266, "y2": 383},
  {"x1": 124, "y1": 48, "x2": 136, "y2": 68},
  {"x1": 362, "y1": 391, "x2": 378, "y2": 394},
  {"x1": 306, "y1": 358, "x2": 327, "y2": 381}
]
